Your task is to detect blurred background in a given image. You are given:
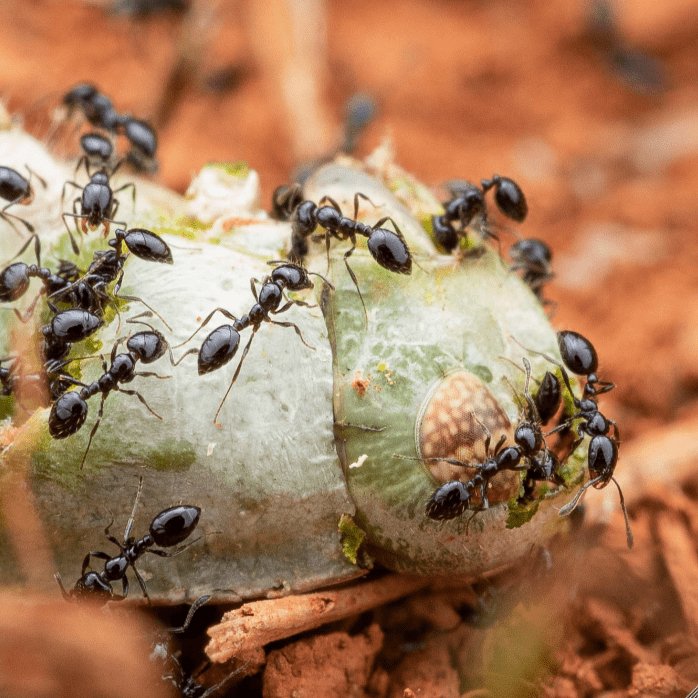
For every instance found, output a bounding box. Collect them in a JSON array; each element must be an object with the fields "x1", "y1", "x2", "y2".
[{"x1": 1, "y1": 0, "x2": 697, "y2": 695}]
